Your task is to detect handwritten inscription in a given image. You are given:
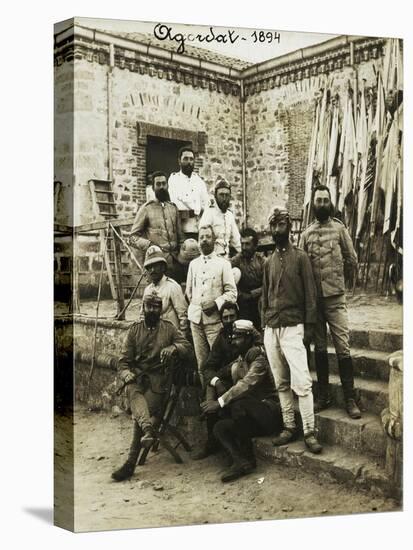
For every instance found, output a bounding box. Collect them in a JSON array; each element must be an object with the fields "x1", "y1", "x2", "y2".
[{"x1": 153, "y1": 24, "x2": 281, "y2": 54}]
